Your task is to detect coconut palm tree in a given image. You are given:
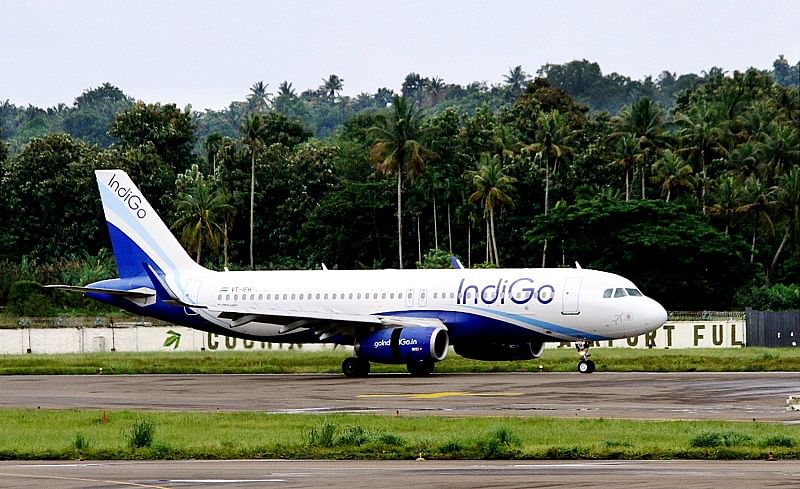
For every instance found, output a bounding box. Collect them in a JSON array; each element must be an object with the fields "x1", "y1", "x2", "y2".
[
  {"x1": 707, "y1": 175, "x2": 748, "y2": 235},
  {"x1": 611, "y1": 135, "x2": 639, "y2": 201},
  {"x1": 675, "y1": 101, "x2": 730, "y2": 211},
  {"x1": 247, "y1": 81, "x2": 270, "y2": 113},
  {"x1": 612, "y1": 97, "x2": 668, "y2": 199},
  {"x1": 172, "y1": 165, "x2": 233, "y2": 264},
  {"x1": 321, "y1": 74, "x2": 344, "y2": 101},
  {"x1": 370, "y1": 96, "x2": 425, "y2": 269},
  {"x1": 468, "y1": 153, "x2": 516, "y2": 266},
  {"x1": 770, "y1": 167, "x2": 800, "y2": 279},
  {"x1": 240, "y1": 113, "x2": 269, "y2": 269},
  {"x1": 503, "y1": 65, "x2": 529, "y2": 96},
  {"x1": 650, "y1": 150, "x2": 694, "y2": 202},
  {"x1": 527, "y1": 110, "x2": 575, "y2": 266},
  {"x1": 277, "y1": 81, "x2": 296, "y2": 97}
]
